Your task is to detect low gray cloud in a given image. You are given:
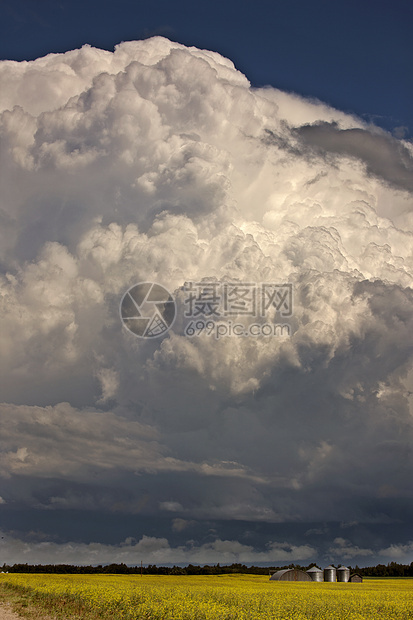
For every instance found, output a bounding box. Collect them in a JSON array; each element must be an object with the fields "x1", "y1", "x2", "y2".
[
  {"x1": 0, "y1": 531, "x2": 315, "y2": 566},
  {"x1": 296, "y1": 122, "x2": 413, "y2": 193}
]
